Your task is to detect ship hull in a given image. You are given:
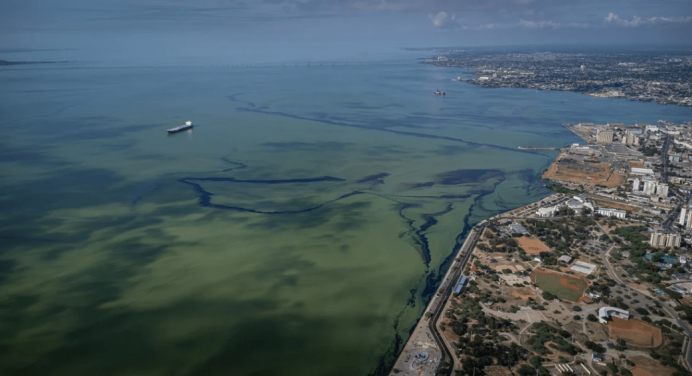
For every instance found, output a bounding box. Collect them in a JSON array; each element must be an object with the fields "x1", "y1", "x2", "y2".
[{"x1": 166, "y1": 125, "x2": 193, "y2": 133}]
